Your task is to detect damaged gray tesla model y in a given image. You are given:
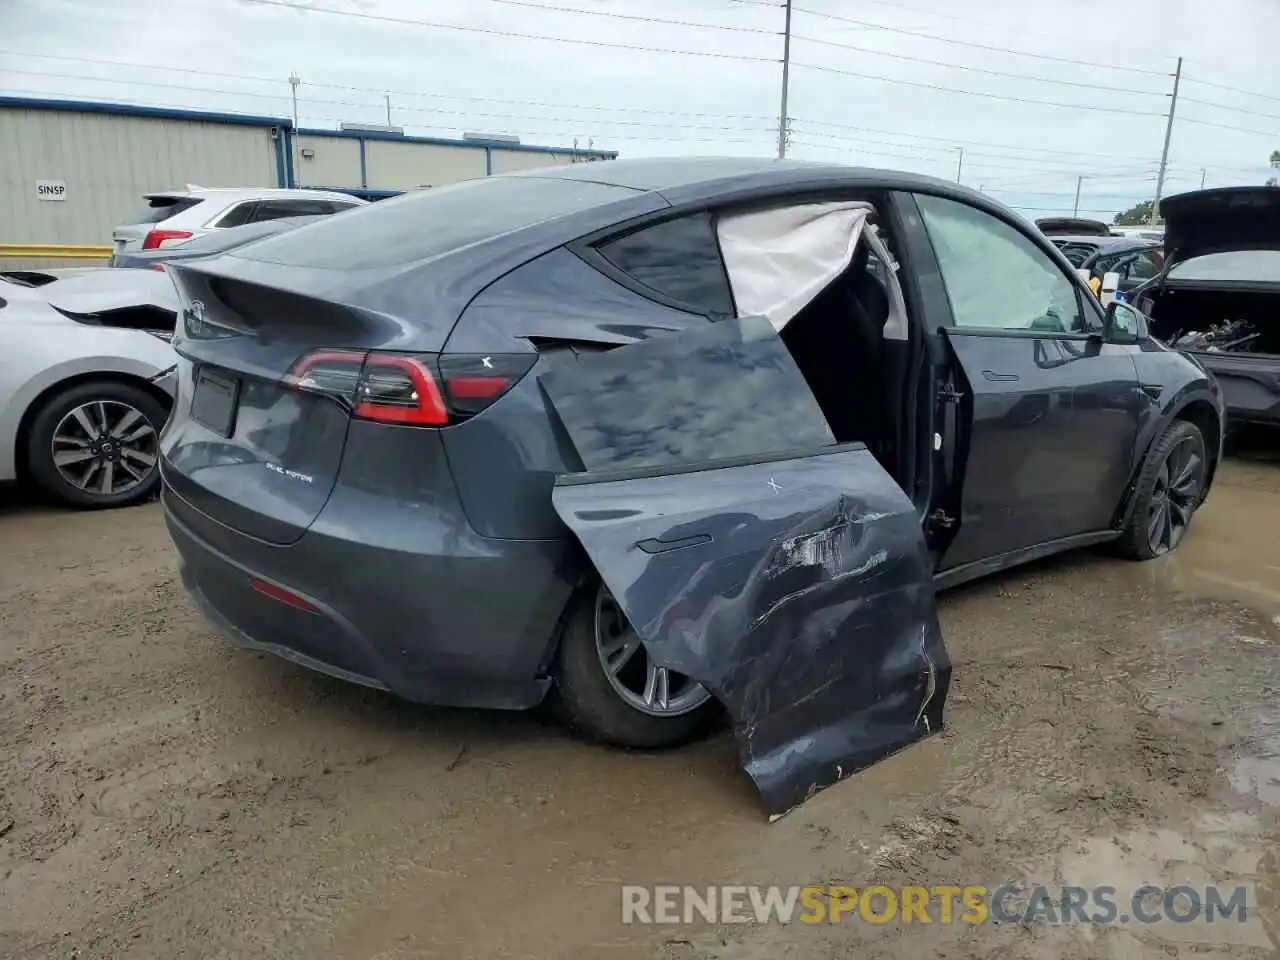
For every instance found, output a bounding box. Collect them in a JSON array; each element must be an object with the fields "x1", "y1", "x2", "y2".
[{"x1": 159, "y1": 159, "x2": 1224, "y2": 817}]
